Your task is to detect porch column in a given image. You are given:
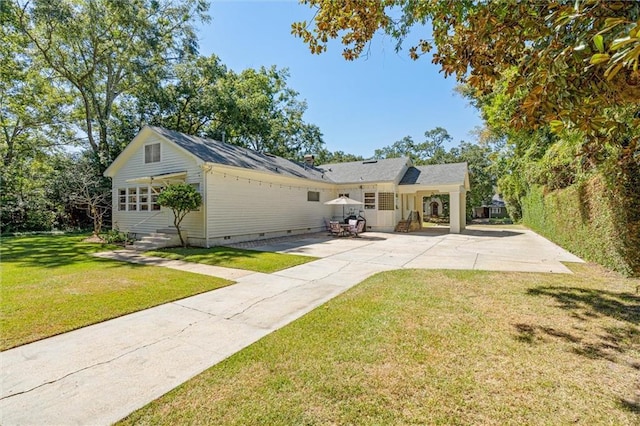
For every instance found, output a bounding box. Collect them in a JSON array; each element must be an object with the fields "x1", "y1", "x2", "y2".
[
  {"x1": 450, "y1": 191, "x2": 460, "y2": 233},
  {"x1": 460, "y1": 190, "x2": 467, "y2": 231}
]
